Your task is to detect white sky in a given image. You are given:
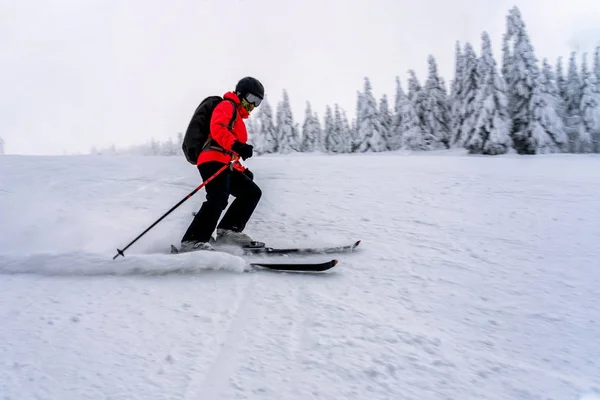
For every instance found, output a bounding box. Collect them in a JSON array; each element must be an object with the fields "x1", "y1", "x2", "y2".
[{"x1": 1, "y1": 0, "x2": 599, "y2": 155}]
